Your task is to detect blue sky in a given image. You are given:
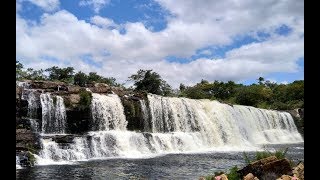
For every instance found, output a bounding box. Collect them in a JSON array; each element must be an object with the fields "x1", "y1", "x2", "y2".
[{"x1": 16, "y1": 0, "x2": 304, "y2": 87}]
